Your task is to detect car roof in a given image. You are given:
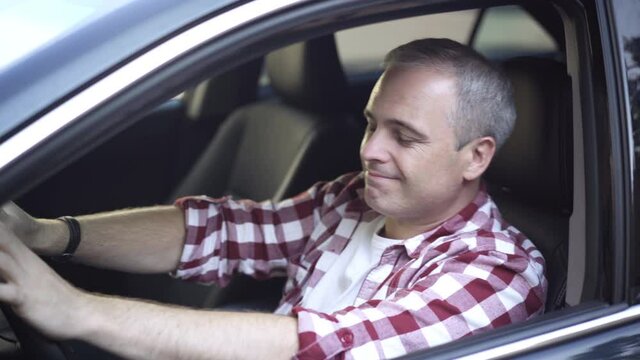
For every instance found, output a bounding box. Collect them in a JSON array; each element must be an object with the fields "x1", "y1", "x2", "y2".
[{"x1": 0, "y1": 0, "x2": 237, "y2": 140}]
